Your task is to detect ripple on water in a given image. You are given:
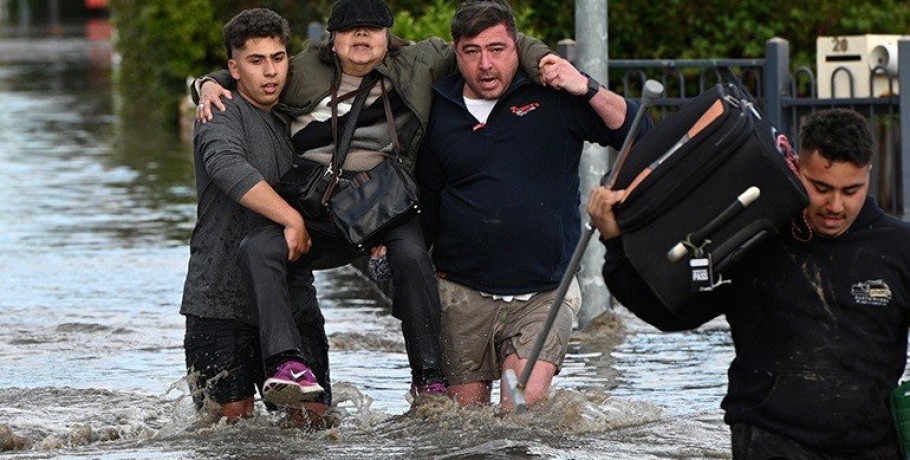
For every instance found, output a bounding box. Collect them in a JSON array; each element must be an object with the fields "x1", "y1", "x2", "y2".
[
  {"x1": 329, "y1": 331, "x2": 405, "y2": 353},
  {"x1": 55, "y1": 323, "x2": 112, "y2": 333}
]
